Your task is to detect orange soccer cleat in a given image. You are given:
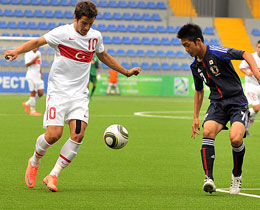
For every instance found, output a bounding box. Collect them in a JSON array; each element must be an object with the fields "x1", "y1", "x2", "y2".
[
  {"x1": 22, "y1": 102, "x2": 30, "y2": 114},
  {"x1": 25, "y1": 158, "x2": 39, "y2": 188},
  {"x1": 43, "y1": 175, "x2": 58, "y2": 192},
  {"x1": 30, "y1": 111, "x2": 42, "y2": 116}
]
